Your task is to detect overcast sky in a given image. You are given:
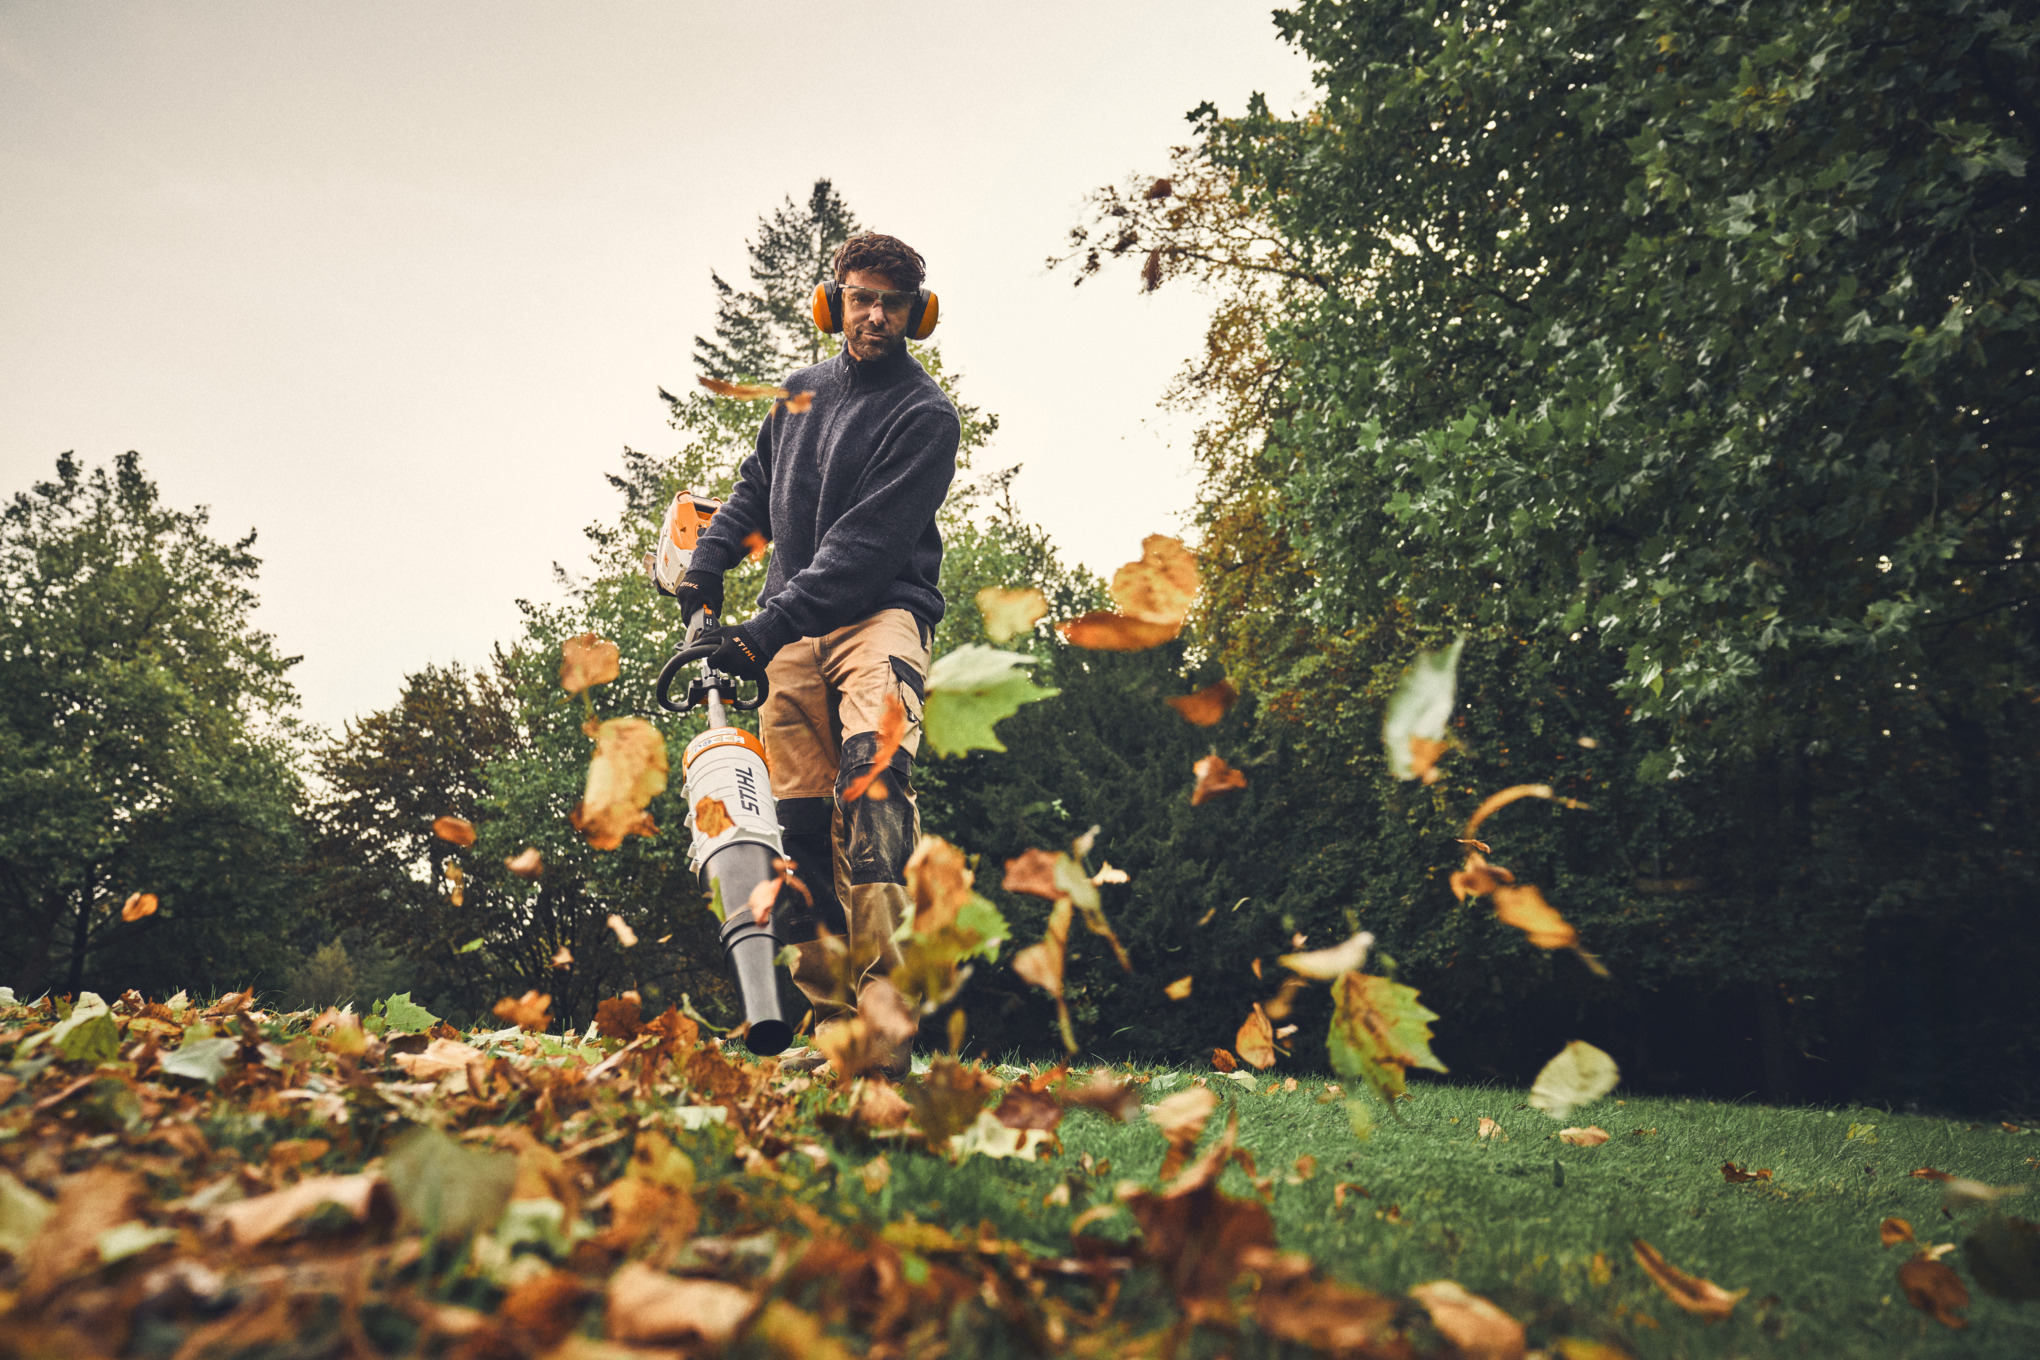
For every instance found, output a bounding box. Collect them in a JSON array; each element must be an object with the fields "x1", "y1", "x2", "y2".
[{"x1": 1, "y1": 2, "x2": 1313, "y2": 734}]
